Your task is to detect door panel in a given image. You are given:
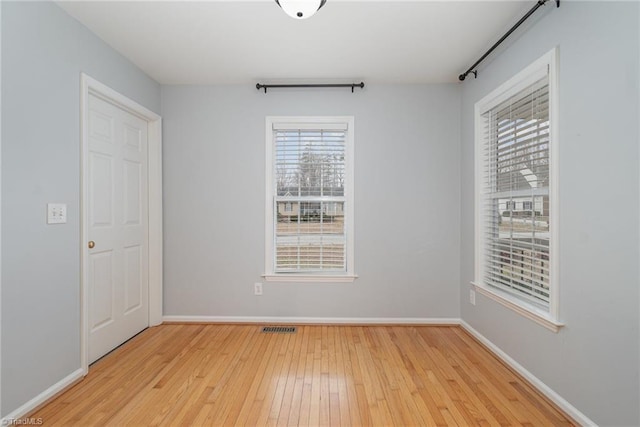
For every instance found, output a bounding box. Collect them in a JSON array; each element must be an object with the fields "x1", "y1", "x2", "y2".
[
  {"x1": 89, "y1": 109, "x2": 114, "y2": 142},
  {"x1": 89, "y1": 153, "x2": 113, "y2": 227},
  {"x1": 90, "y1": 250, "x2": 114, "y2": 330},
  {"x1": 124, "y1": 245, "x2": 142, "y2": 313},
  {"x1": 88, "y1": 94, "x2": 149, "y2": 363},
  {"x1": 123, "y1": 160, "x2": 141, "y2": 225},
  {"x1": 124, "y1": 124, "x2": 142, "y2": 152}
]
